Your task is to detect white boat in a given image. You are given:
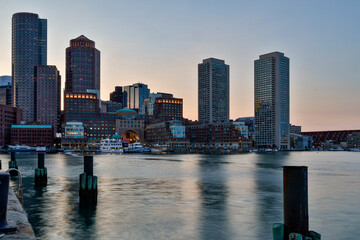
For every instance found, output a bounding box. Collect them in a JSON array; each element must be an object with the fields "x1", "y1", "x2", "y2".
[
  {"x1": 124, "y1": 142, "x2": 150, "y2": 153},
  {"x1": 7, "y1": 145, "x2": 36, "y2": 152},
  {"x1": 100, "y1": 135, "x2": 123, "y2": 153},
  {"x1": 36, "y1": 146, "x2": 46, "y2": 152}
]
